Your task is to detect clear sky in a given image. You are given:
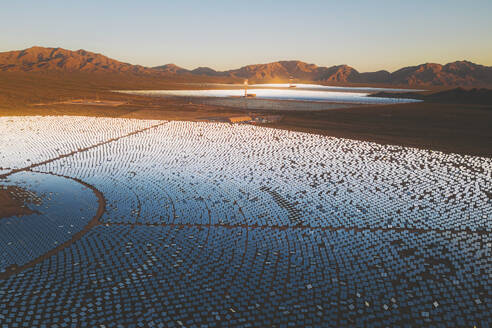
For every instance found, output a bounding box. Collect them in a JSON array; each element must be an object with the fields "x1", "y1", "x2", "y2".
[{"x1": 1, "y1": 0, "x2": 491, "y2": 72}]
